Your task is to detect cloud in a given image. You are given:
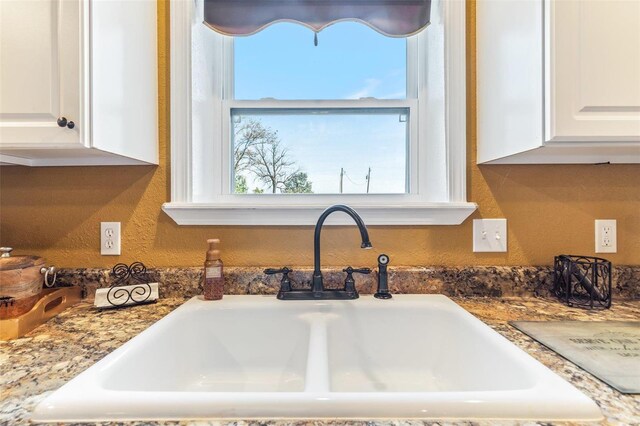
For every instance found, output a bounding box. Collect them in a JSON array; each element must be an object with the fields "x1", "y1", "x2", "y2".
[
  {"x1": 381, "y1": 91, "x2": 405, "y2": 99},
  {"x1": 346, "y1": 78, "x2": 382, "y2": 99}
]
